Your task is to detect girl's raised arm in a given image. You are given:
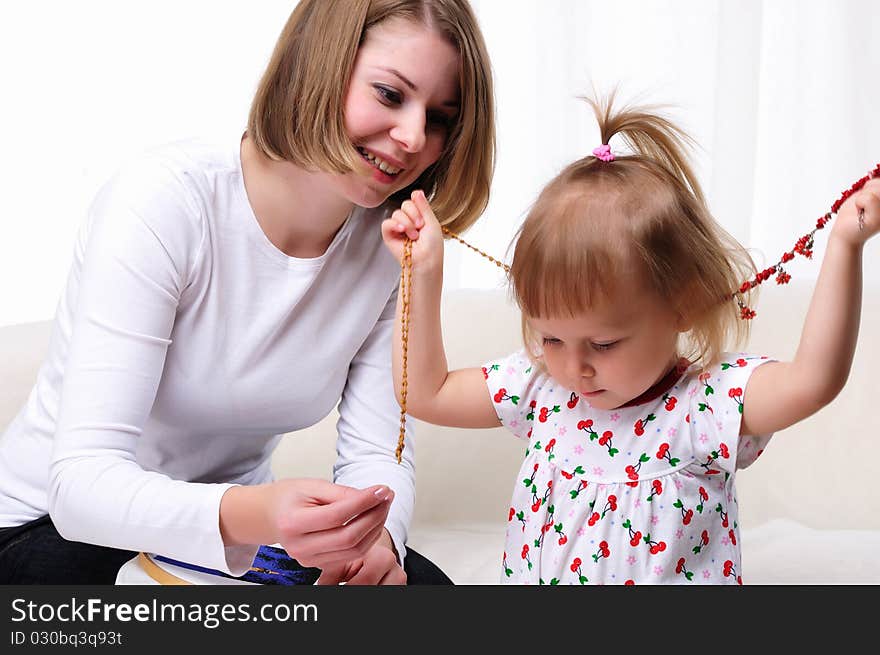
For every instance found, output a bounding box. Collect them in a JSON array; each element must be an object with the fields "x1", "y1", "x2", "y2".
[
  {"x1": 741, "y1": 179, "x2": 880, "y2": 436},
  {"x1": 381, "y1": 191, "x2": 499, "y2": 429}
]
